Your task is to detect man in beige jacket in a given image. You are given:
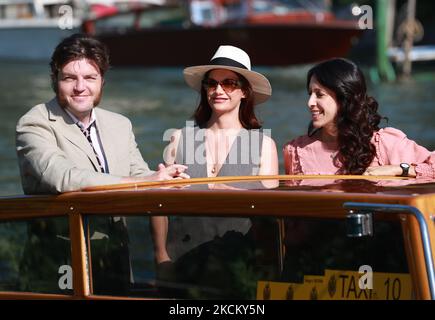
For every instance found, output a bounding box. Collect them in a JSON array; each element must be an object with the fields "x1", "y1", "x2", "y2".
[
  {"x1": 15, "y1": 34, "x2": 189, "y2": 294},
  {"x1": 16, "y1": 34, "x2": 187, "y2": 195}
]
